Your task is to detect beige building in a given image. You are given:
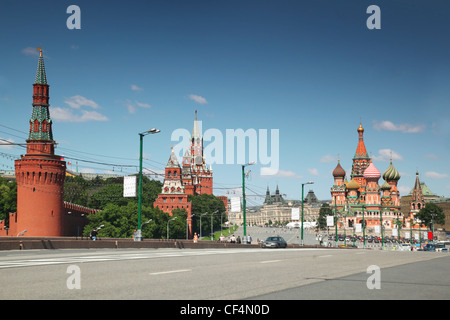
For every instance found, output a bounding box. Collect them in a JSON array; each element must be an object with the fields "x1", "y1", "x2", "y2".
[{"x1": 229, "y1": 186, "x2": 322, "y2": 226}]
